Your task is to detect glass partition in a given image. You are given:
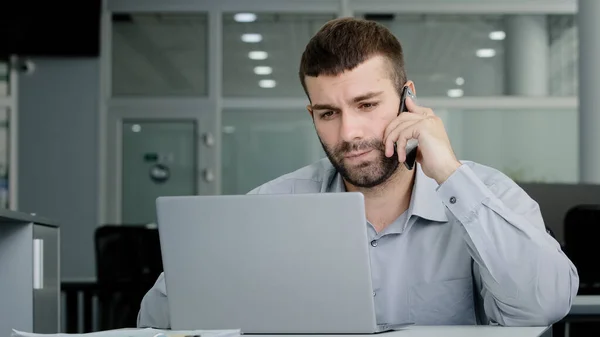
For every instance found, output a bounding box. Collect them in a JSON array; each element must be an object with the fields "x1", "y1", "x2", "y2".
[
  {"x1": 222, "y1": 13, "x2": 336, "y2": 97},
  {"x1": 221, "y1": 108, "x2": 324, "y2": 194},
  {"x1": 357, "y1": 13, "x2": 577, "y2": 97},
  {"x1": 438, "y1": 107, "x2": 578, "y2": 183},
  {"x1": 112, "y1": 13, "x2": 209, "y2": 96}
]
